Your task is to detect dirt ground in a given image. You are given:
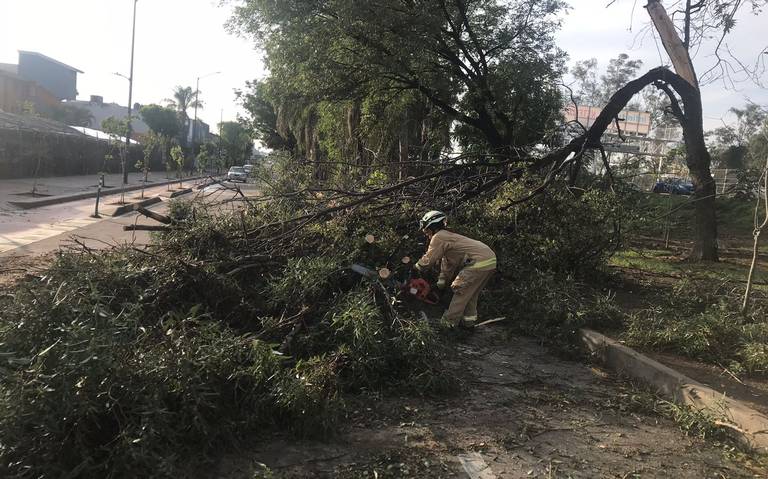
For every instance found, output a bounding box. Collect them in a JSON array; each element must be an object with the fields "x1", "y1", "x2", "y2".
[
  {"x1": 209, "y1": 327, "x2": 767, "y2": 478},
  {"x1": 0, "y1": 252, "x2": 52, "y2": 289}
]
